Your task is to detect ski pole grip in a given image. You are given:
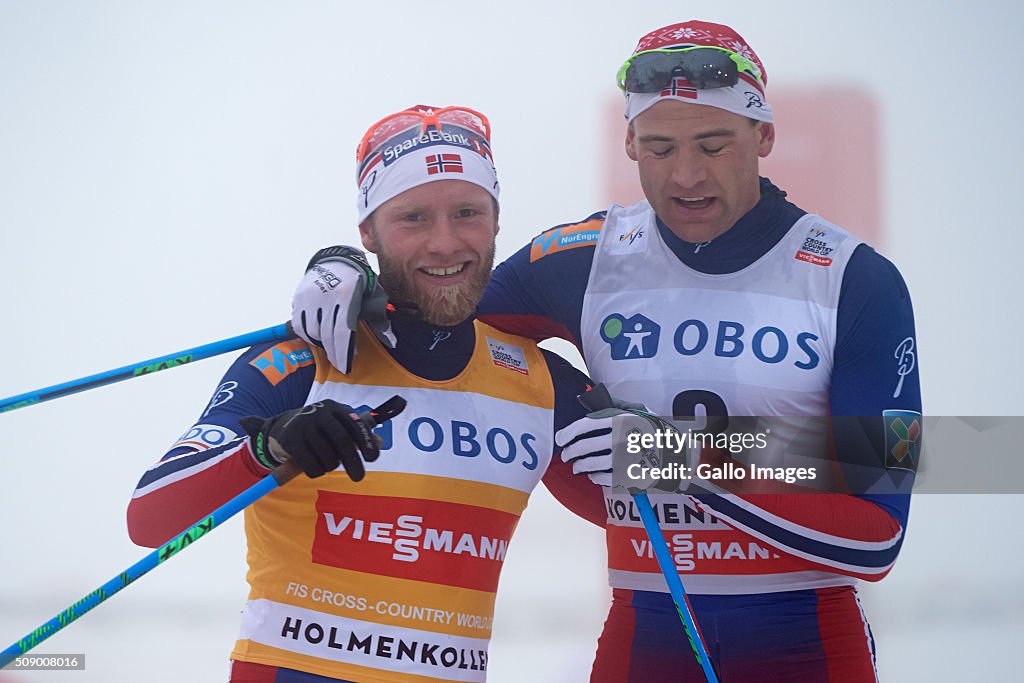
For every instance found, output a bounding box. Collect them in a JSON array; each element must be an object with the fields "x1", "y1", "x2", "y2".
[
  {"x1": 579, "y1": 383, "x2": 614, "y2": 412},
  {"x1": 271, "y1": 395, "x2": 407, "y2": 485}
]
